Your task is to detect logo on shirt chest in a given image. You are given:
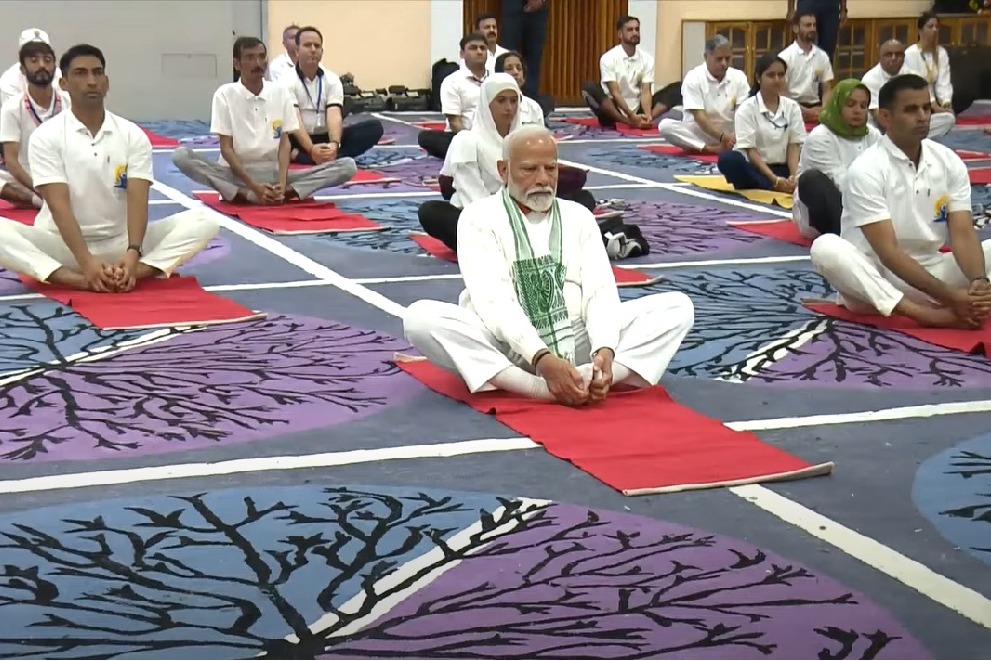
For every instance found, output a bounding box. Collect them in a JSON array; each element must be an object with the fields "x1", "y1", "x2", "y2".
[
  {"x1": 933, "y1": 195, "x2": 949, "y2": 223},
  {"x1": 113, "y1": 164, "x2": 128, "y2": 190},
  {"x1": 271, "y1": 119, "x2": 283, "y2": 139}
]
